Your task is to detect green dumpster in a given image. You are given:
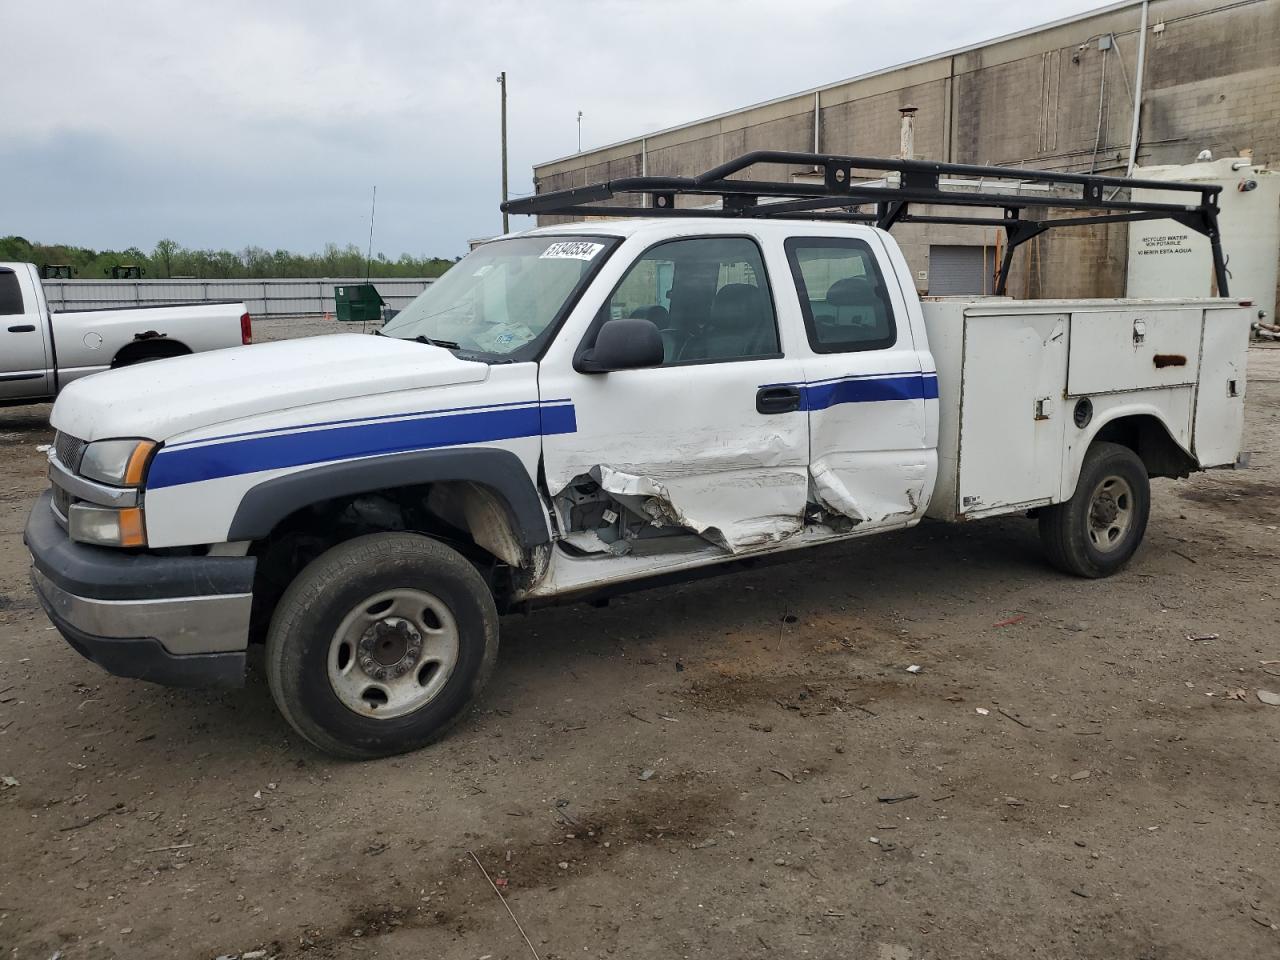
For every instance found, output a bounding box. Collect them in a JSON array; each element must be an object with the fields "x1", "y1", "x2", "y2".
[{"x1": 334, "y1": 282, "x2": 385, "y2": 322}]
